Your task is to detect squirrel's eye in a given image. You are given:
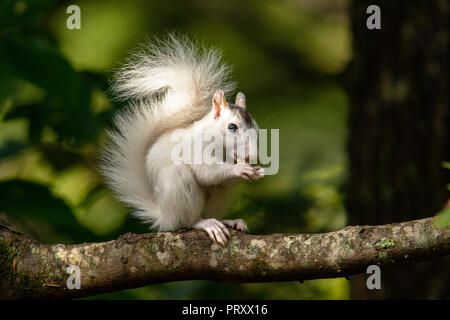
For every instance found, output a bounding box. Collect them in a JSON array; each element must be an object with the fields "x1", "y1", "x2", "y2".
[{"x1": 228, "y1": 123, "x2": 238, "y2": 132}]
